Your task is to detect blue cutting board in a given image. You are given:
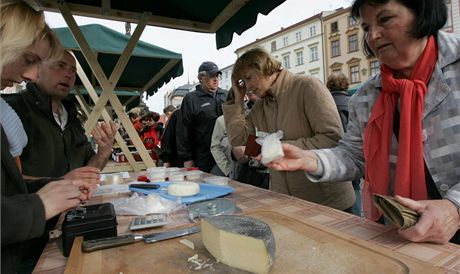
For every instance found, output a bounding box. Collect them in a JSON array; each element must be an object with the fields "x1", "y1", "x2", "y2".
[{"x1": 129, "y1": 182, "x2": 234, "y2": 204}]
